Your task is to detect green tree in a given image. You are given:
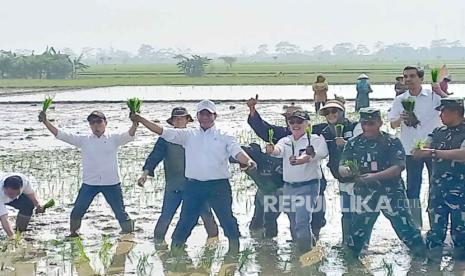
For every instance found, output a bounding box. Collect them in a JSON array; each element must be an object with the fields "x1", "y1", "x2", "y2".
[{"x1": 176, "y1": 55, "x2": 211, "y2": 77}]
